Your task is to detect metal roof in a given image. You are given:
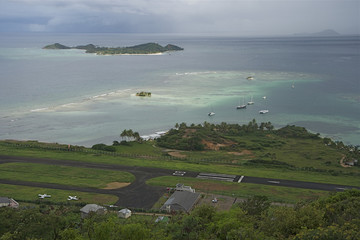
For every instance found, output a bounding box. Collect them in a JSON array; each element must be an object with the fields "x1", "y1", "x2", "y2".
[{"x1": 161, "y1": 191, "x2": 200, "y2": 212}]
